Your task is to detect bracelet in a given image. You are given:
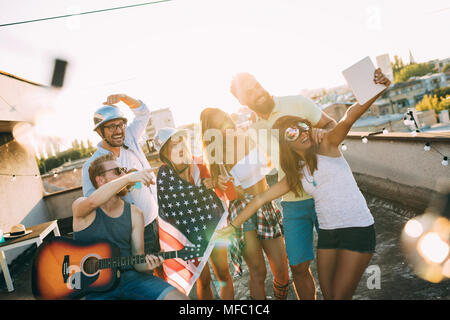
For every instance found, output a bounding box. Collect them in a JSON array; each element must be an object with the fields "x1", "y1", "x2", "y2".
[{"x1": 229, "y1": 221, "x2": 239, "y2": 230}]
